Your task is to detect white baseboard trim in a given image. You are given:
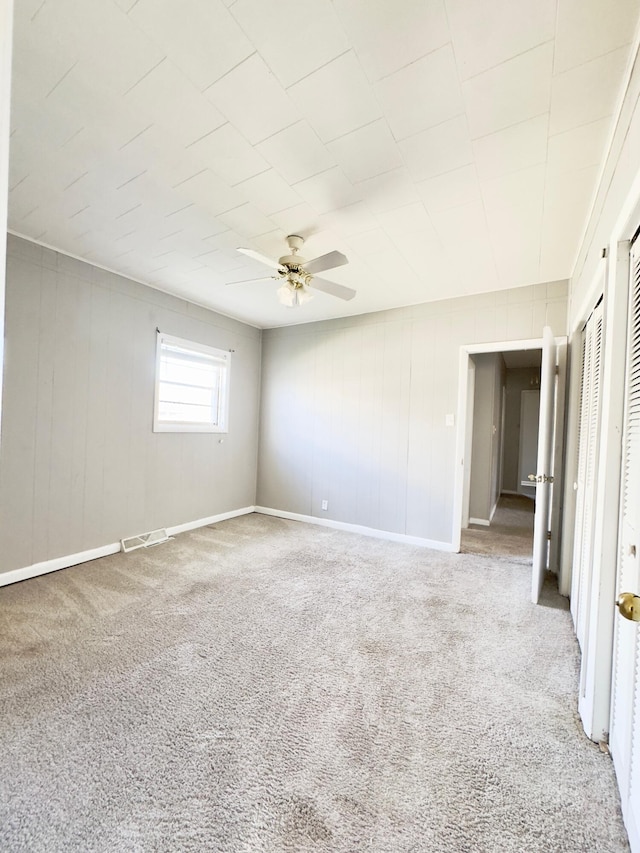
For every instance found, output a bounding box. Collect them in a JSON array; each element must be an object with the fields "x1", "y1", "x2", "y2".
[
  {"x1": 0, "y1": 506, "x2": 256, "y2": 588},
  {"x1": 167, "y1": 506, "x2": 255, "y2": 536},
  {"x1": 501, "y1": 490, "x2": 519, "y2": 496},
  {"x1": 0, "y1": 542, "x2": 121, "y2": 588},
  {"x1": 254, "y1": 506, "x2": 456, "y2": 552},
  {"x1": 489, "y1": 501, "x2": 498, "y2": 523},
  {"x1": 469, "y1": 517, "x2": 491, "y2": 527}
]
